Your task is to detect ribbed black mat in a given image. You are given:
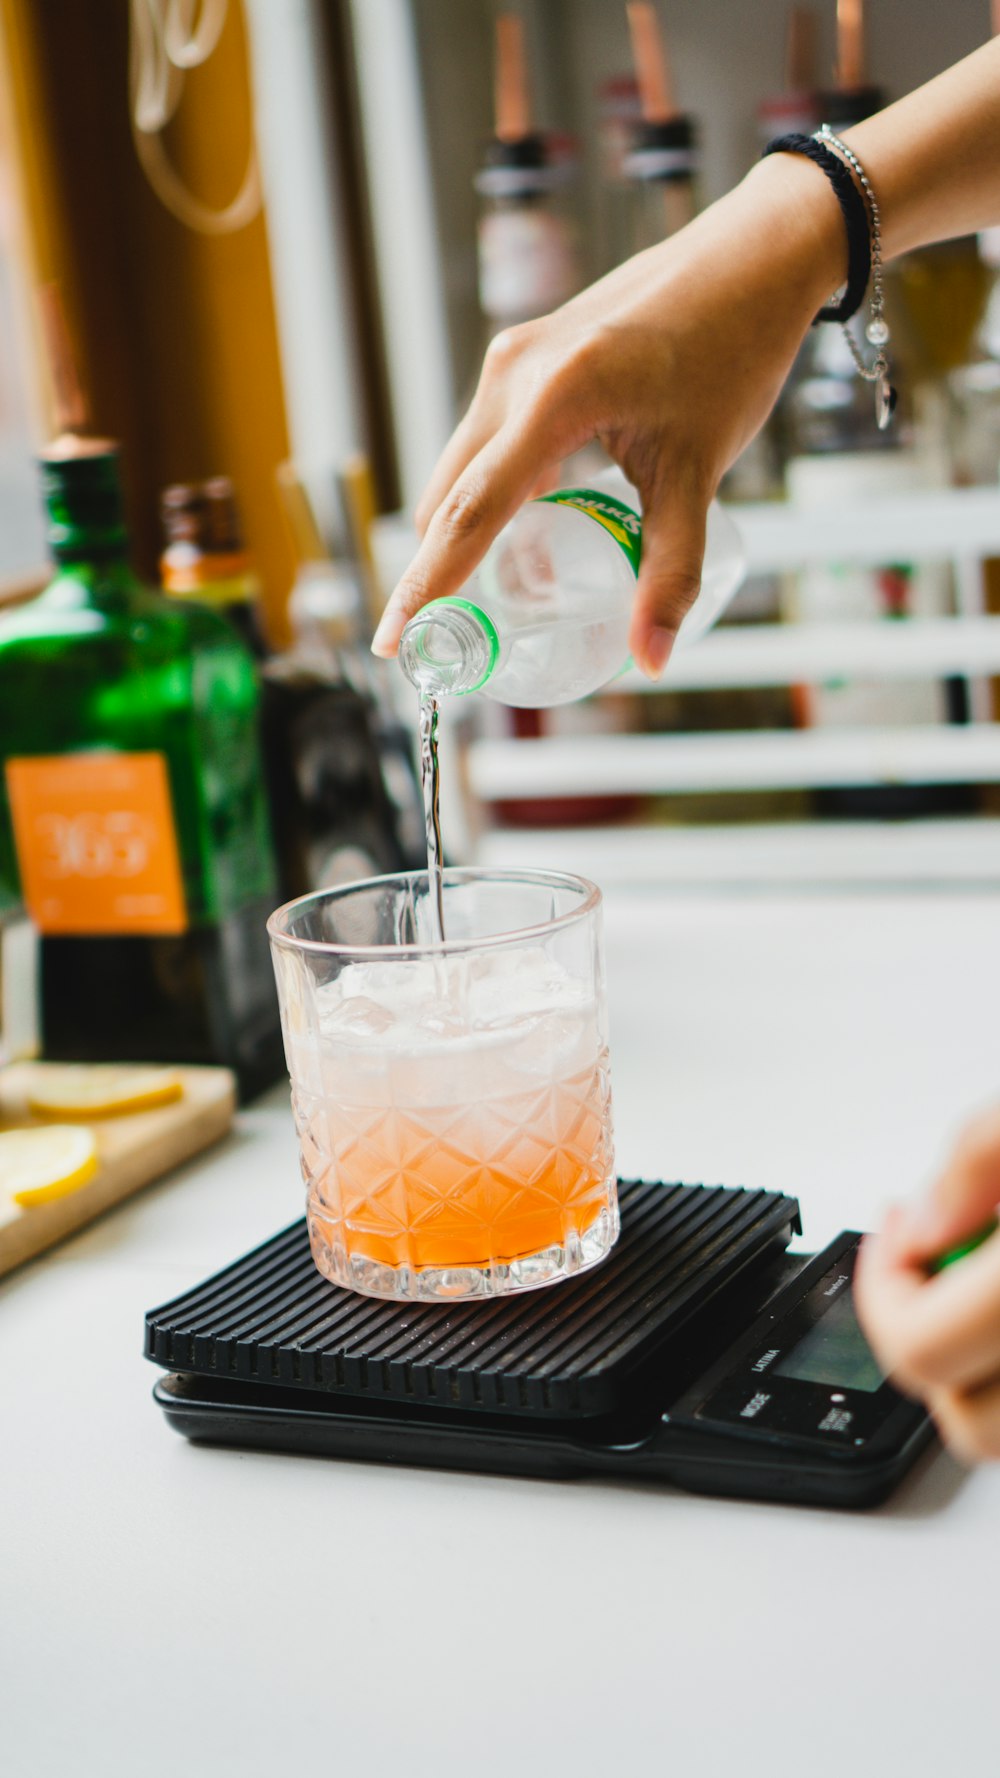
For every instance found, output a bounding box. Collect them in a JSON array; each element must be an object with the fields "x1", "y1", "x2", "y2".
[{"x1": 145, "y1": 1181, "x2": 799, "y2": 1419}]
